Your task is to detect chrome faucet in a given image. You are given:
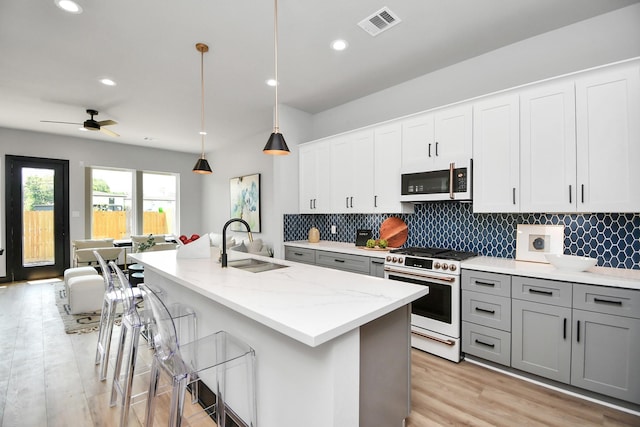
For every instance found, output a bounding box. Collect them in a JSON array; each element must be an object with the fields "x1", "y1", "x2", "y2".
[{"x1": 221, "y1": 218, "x2": 253, "y2": 267}]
